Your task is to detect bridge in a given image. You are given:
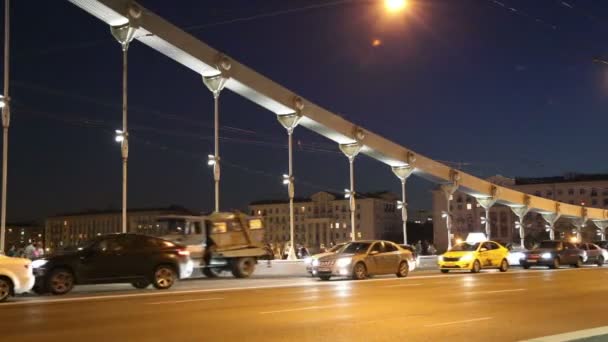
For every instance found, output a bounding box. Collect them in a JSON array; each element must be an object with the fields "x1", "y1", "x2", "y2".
[{"x1": 1, "y1": 0, "x2": 605, "y2": 254}]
